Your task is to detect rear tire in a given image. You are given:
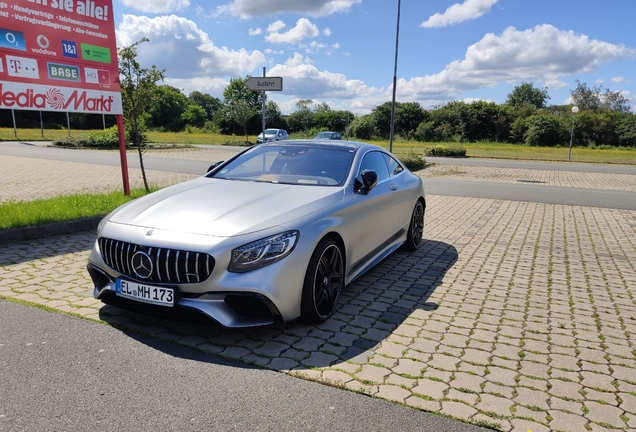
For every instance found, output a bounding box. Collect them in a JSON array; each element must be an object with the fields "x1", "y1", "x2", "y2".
[
  {"x1": 402, "y1": 201, "x2": 424, "y2": 251},
  {"x1": 300, "y1": 239, "x2": 344, "y2": 324}
]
